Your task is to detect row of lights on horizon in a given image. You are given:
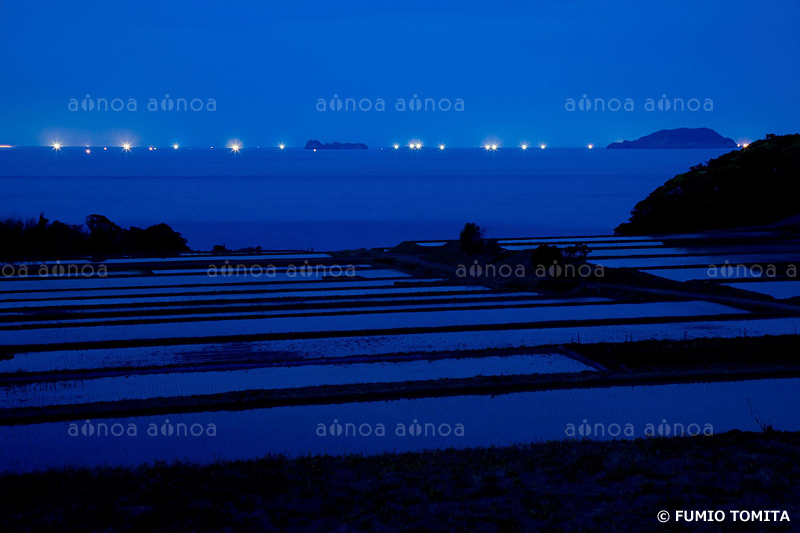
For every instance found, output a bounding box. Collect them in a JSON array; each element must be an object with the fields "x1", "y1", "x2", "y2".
[
  {"x1": 50, "y1": 141, "x2": 598, "y2": 153},
  {"x1": 50, "y1": 142, "x2": 253, "y2": 153},
  {"x1": 381, "y1": 142, "x2": 583, "y2": 151},
  {"x1": 394, "y1": 142, "x2": 566, "y2": 151},
  {"x1": 52, "y1": 140, "x2": 755, "y2": 154}
]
